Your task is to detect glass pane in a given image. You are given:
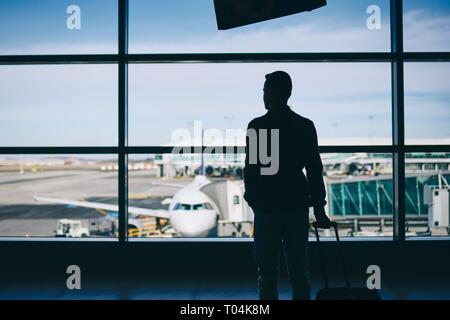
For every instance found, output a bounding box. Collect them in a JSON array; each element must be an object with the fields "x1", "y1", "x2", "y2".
[
  {"x1": 405, "y1": 153, "x2": 450, "y2": 238},
  {"x1": 0, "y1": 0, "x2": 117, "y2": 55},
  {"x1": 0, "y1": 154, "x2": 118, "y2": 238},
  {"x1": 404, "y1": 0, "x2": 450, "y2": 52},
  {"x1": 405, "y1": 63, "x2": 450, "y2": 145},
  {"x1": 128, "y1": 153, "x2": 392, "y2": 239},
  {"x1": 323, "y1": 153, "x2": 393, "y2": 238},
  {"x1": 129, "y1": 0, "x2": 390, "y2": 53},
  {"x1": 129, "y1": 63, "x2": 391, "y2": 146},
  {"x1": 0, "y1": 65, "x2": 118, "y2": 146},
  {"x1": 128, "y1": 153, "x2": 249, "y2": 238}
]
